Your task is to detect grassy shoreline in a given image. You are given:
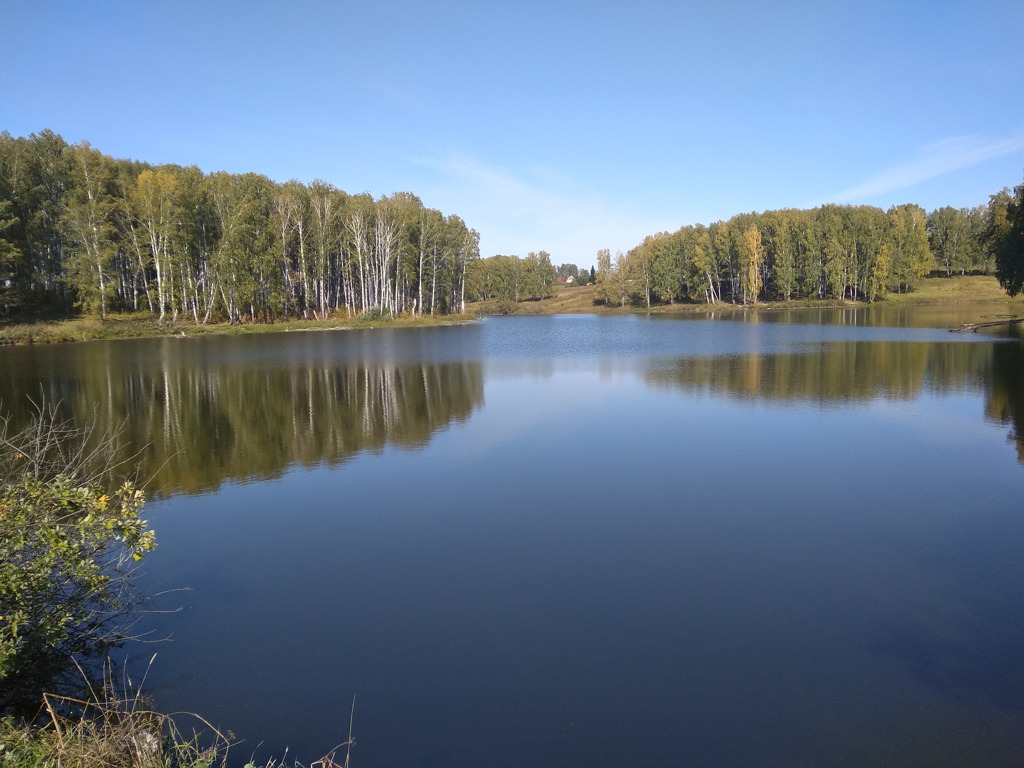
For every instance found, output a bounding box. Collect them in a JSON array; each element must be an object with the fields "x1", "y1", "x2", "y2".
[
  {"x1": 2, "y1": 275, "x2": 1020, "y2": 345},
  {"x1": 469, "y1": 274, "x2": 1021, "y2": 317},
  {"x1": 0, "y1": 312, "x2": 478, "y2": 346}
]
